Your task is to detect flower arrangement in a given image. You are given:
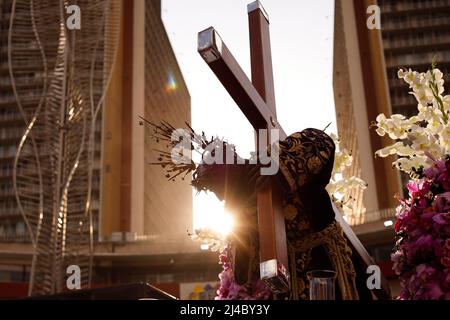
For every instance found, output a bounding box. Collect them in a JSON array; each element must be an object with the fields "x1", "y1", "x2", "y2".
[
  {"x1": 373, "y1": 63, "x2": 450, "y2": 175},
  {"x1": 373, "y1": 62, "x2": 450, "y2": 300},
  {"x1": 215, "y1": 246, "x2": 272, "y2": 300},
  {"x1": 326, "y1": 133, "x2": 368, "y2": 209},
  {"x1": 391, "y1": 159, "x2": 450, "y2": 299}
]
